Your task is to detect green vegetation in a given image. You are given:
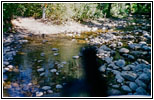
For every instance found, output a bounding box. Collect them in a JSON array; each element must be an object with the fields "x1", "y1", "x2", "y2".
[{"x1": 3, "y1": 3, "x2": 151, "y2": 32}]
